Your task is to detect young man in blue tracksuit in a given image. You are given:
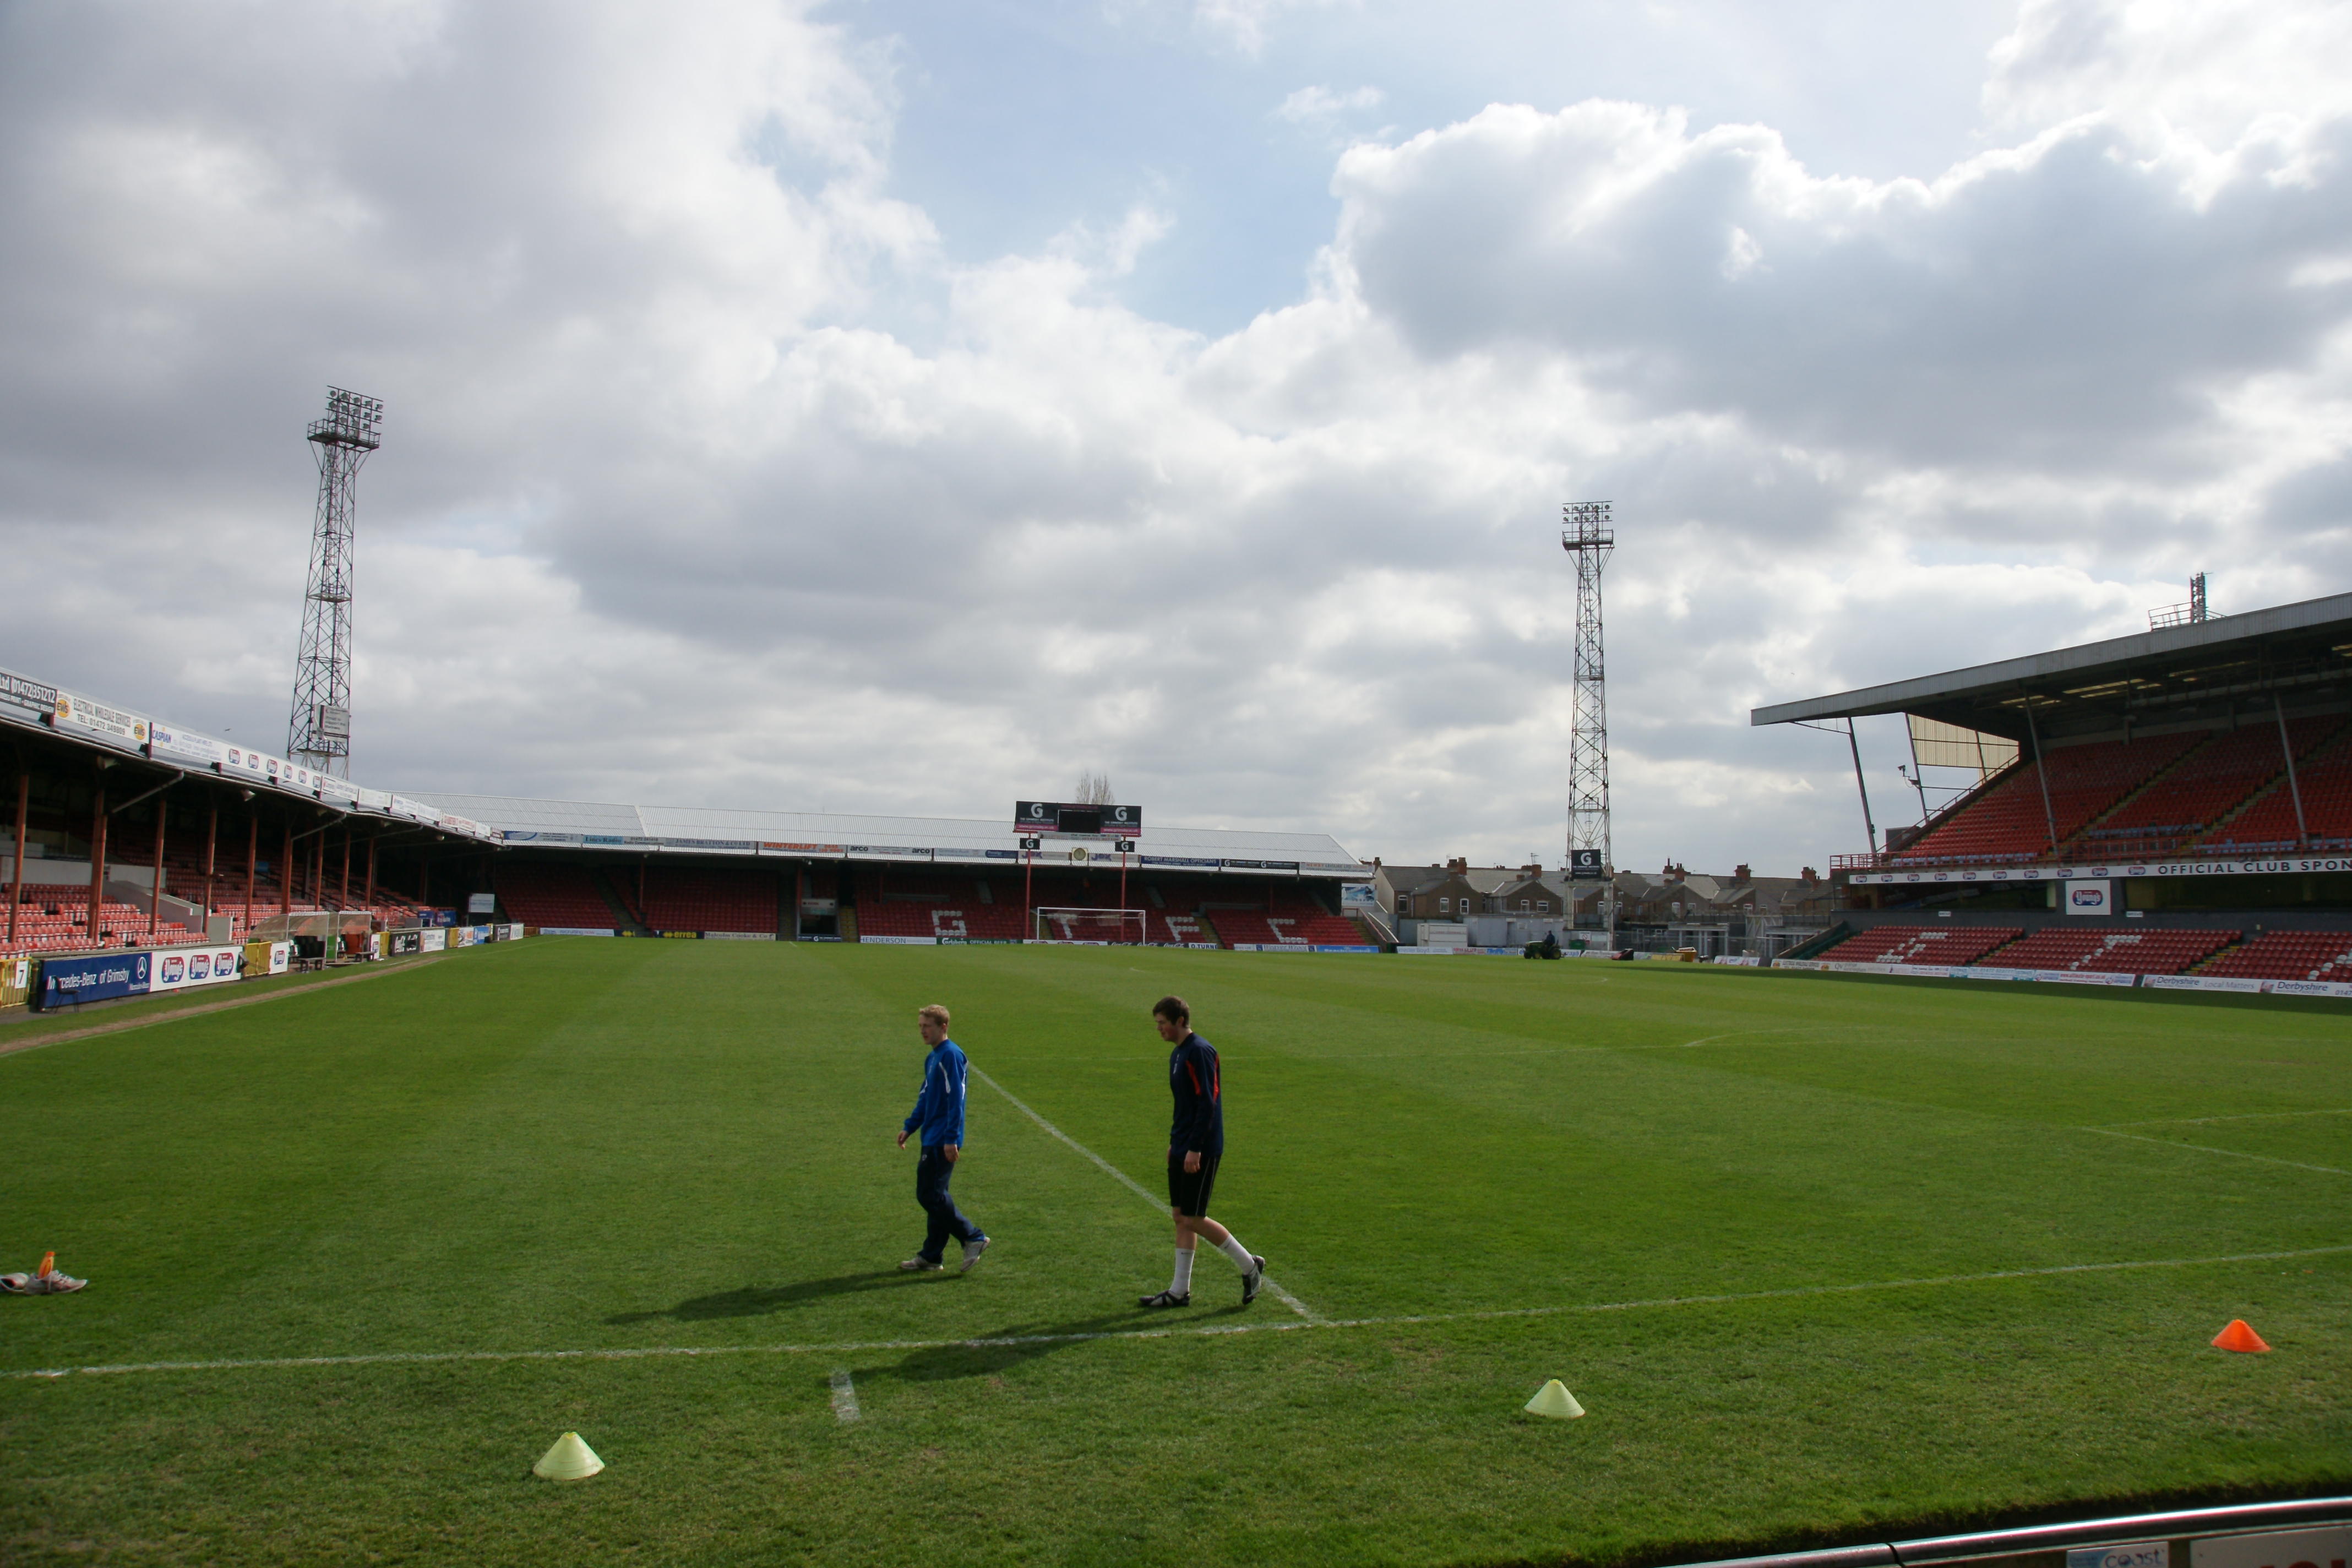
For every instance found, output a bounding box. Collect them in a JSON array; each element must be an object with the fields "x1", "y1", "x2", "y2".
[
  {"x1": 897, "y1": 1004, "x2": 990, "y2": 1273},
  {"x1": 1140, "y1": 994, "x2": 1265, "y2": 1308}
]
